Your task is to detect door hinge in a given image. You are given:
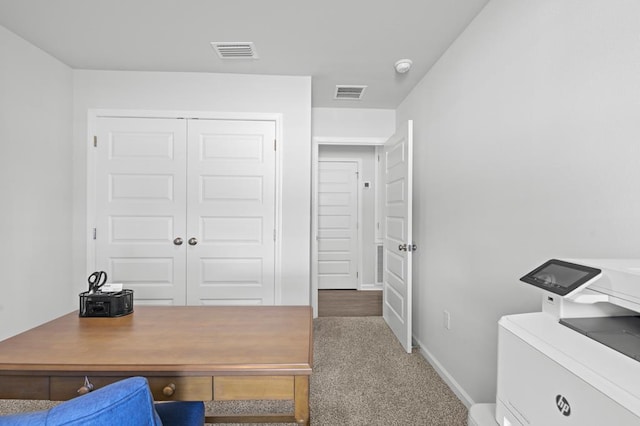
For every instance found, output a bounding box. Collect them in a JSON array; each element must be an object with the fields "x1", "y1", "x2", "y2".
[
  {"x1": 93, "y1": 136, "x2": 97, "y2": 147},
  {"x1": 93, "y1": 228, "x2": 97, "y2": 240},
  {"x1": 273, "y1": 229, "x2": 276, "y2": 241},
  {"x1": 274, "y1": 139, "x2": 277, "y2": 151}
]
